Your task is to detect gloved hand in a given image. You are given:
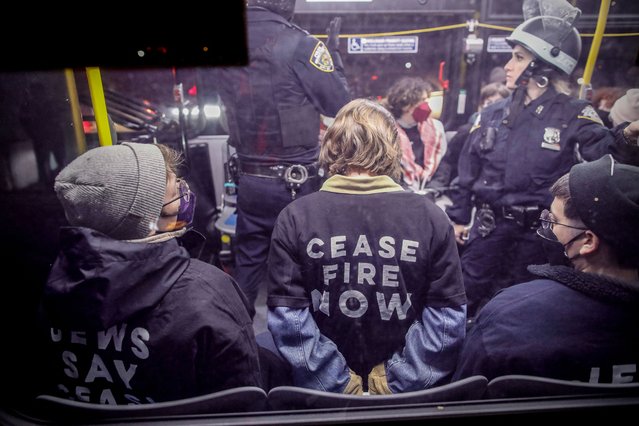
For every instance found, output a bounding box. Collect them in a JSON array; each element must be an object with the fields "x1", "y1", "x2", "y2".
[
  {"x1": 342, "y1": 369, "x2": 364, "y2": 395},
  {"x1": 326, "y1": 16, "x2": 342, "y2": 52},
  {"x1": 368, "y1": 363, "x2": 393, "y2": 395}
]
